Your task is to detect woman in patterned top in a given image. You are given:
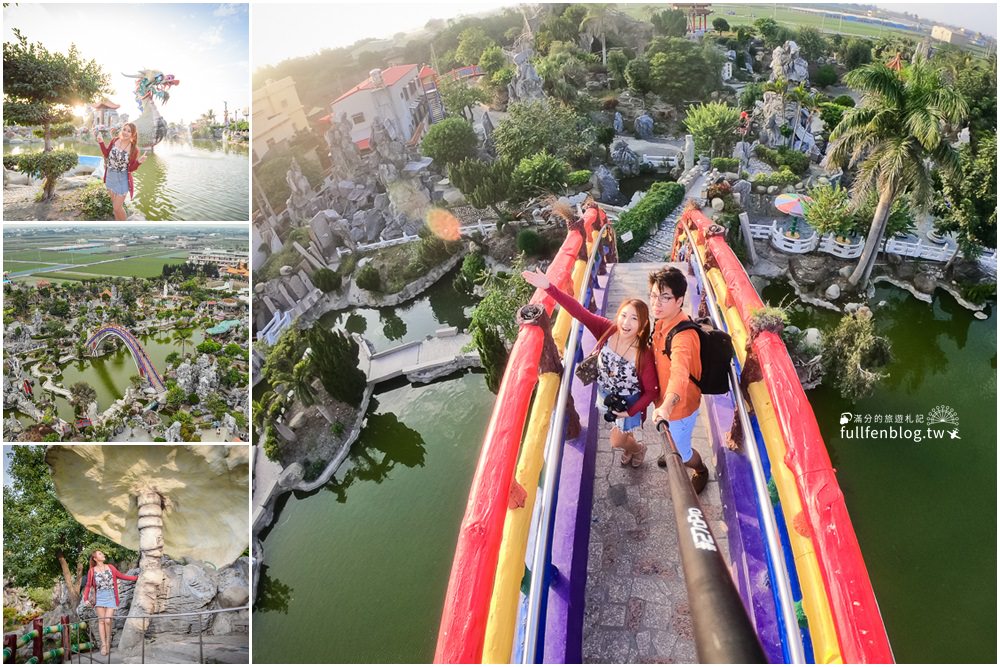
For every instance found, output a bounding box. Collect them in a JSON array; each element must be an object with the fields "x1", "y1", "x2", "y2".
[
  {"x1": 82, "y1": 550, "x2": 138, "y2": 655},
  {"x1": 95, "y1": 122, "x2": 148, "y2": 220},
  {"x1": 522, "y1": 269, "x2": 658, "y2": 466}
]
